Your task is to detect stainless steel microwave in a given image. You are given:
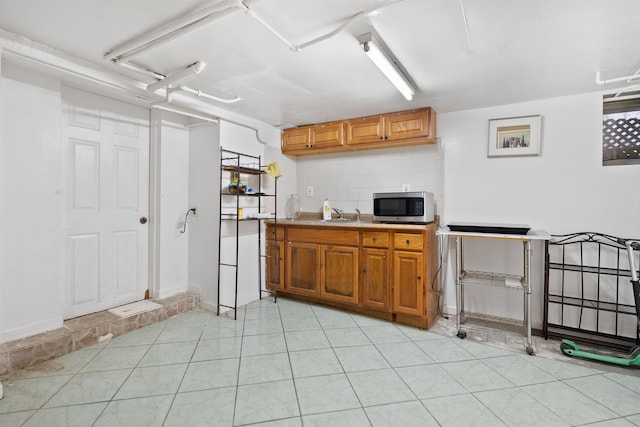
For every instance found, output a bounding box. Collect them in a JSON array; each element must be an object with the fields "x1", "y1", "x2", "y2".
[{"x1": 373, "y1": 191, "x2": 434, "y2": 224}]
